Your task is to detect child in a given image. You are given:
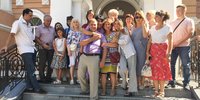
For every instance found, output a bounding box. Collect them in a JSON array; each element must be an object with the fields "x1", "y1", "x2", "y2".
[
  {"x1": 51, "y1": 27, "x2": 67, "y2": 84},
  {"x1": 67, "y1": 19, "x2": 82, "y2": 84}
]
